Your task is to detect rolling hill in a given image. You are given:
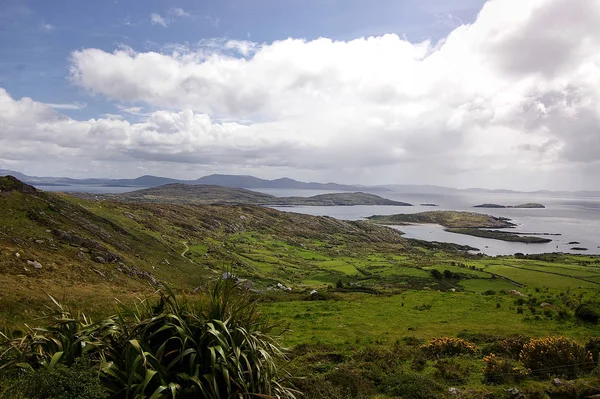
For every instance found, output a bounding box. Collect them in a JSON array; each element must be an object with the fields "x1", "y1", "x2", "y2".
[{"x1": 77, "y1": 183, "x2": 413, "y2": 206}]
